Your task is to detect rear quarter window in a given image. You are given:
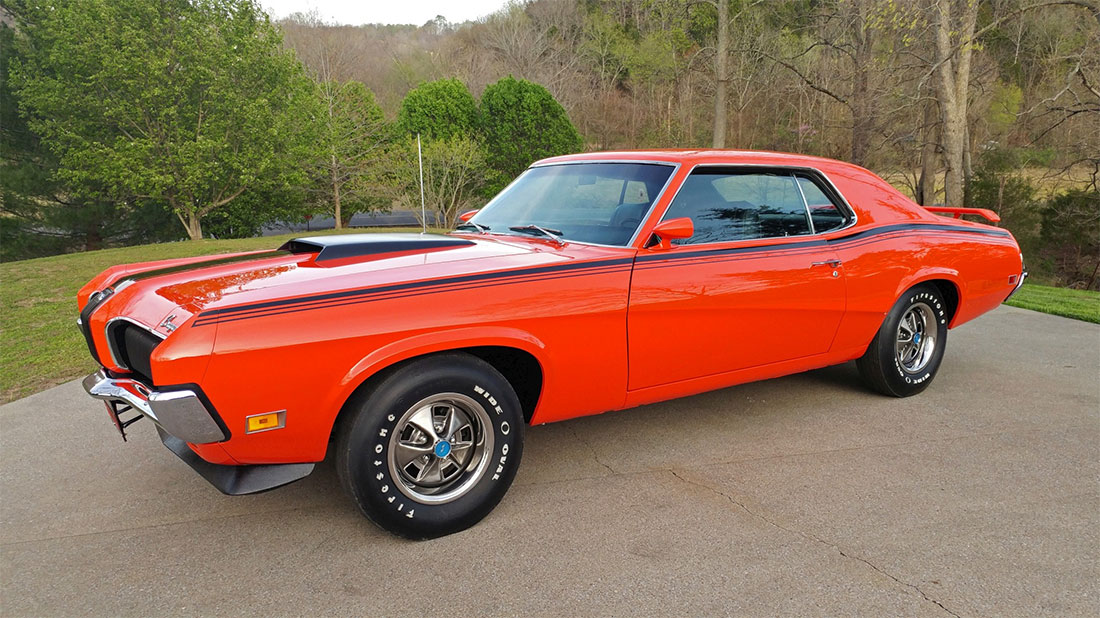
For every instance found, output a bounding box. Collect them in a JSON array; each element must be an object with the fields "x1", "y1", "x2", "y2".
[{"x1": 797, "y1": 176, "x2": 849, "y2": 233}]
